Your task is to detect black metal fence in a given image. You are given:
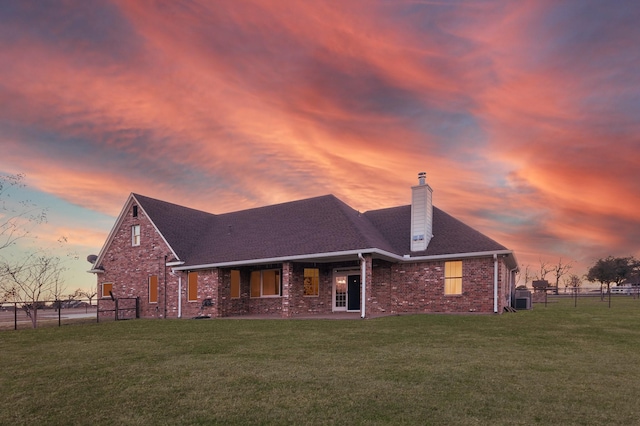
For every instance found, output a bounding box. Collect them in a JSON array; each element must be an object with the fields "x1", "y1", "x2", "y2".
[
  {"x1": 1, "y1": 295, "x2": 143, "y2": 330},
  {"x1": 97, "y1": 296, "x2": 140, "y2": 322},
  {"x1": 0, "y1": 298, "x2": 97, "y2": 330},
  {"x1": 534, "y1": 289, "x2": 640, "y2": 309}
]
